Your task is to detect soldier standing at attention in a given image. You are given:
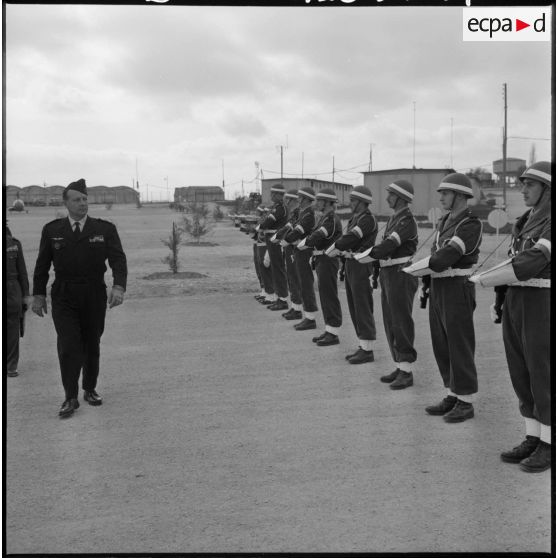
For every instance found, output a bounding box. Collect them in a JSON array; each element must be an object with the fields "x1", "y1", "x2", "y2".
[
  {"x1": 285, "y1": 187, "x2": 318, "y2": 331},
  {"x1": 252, "y1": 206, "x2": 275, "y2": 305},
  {"x1": 304, "y1": 188, "x2": 343, "y2": 346},
  {"x1": 6, "y1": 224, "x2": 30, "y2": 378},
  {"x1": 470, "y1": 161, "x2": 551, "y2": 472},
  {"x1": 259, "y1": 184, "x2": 289, "y2": 311},
  {"x1": 405, "y1": 173, "x2": 482, "y2": 423},
  {"x1": 273, "y1": 189, "x2": 303, "y2": 320},
  {"x1": 31, "y1": 179, "x2": 128, "y2": 419},
  {"x1": 359, "y1": 180, "x2": 418, "y2": 389},
  {"x1": 330, "y1": 186, "x2": 378, "y2": 364}
]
